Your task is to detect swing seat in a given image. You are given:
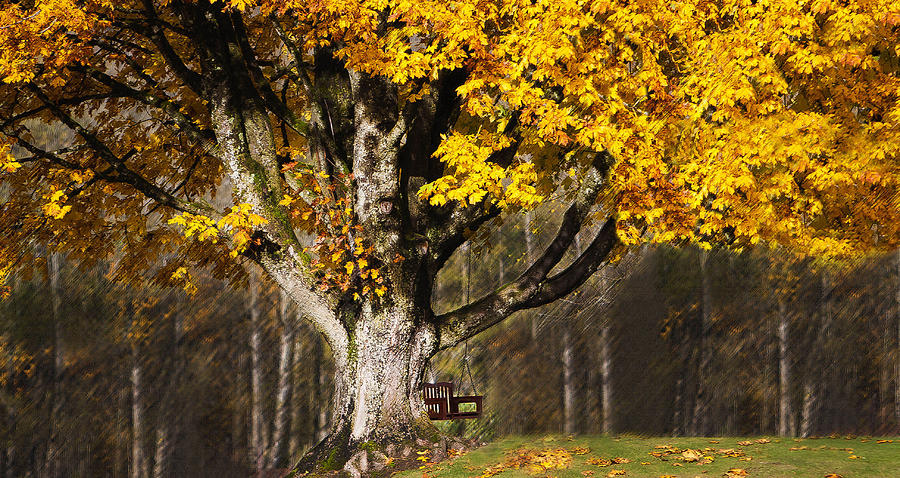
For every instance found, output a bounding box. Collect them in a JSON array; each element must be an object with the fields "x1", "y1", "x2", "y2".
[{"x1": 423, "y1": 381, "x2": 483, "y2": 420}]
